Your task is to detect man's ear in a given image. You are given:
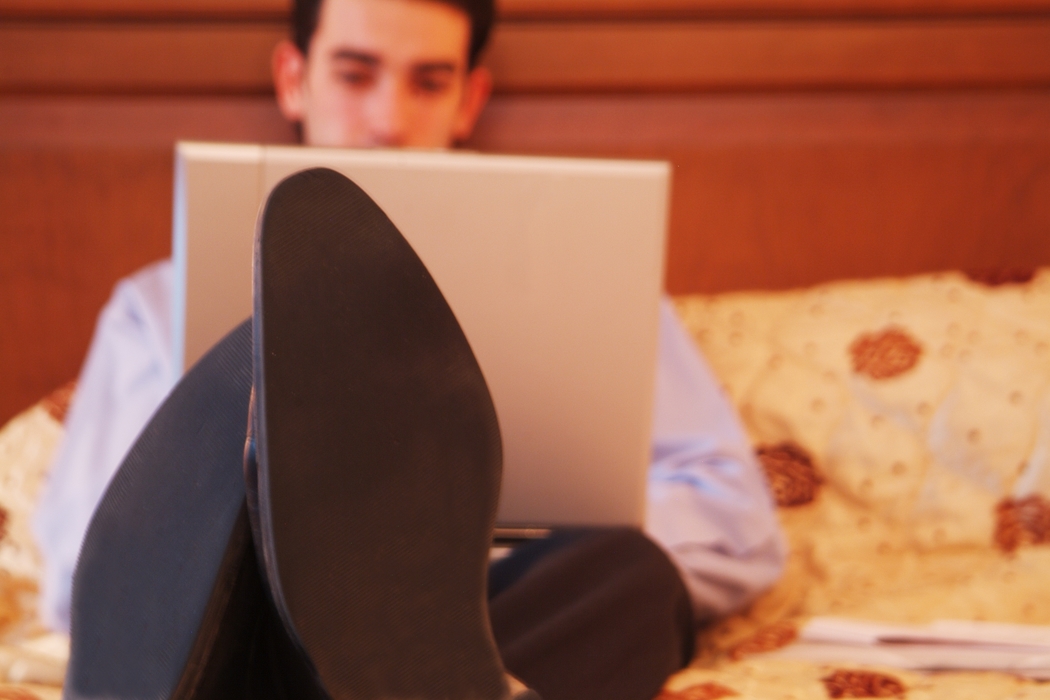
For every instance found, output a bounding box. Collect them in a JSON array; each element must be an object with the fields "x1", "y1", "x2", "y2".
[
  {"x1": 452, "y1": 65, "x2": 493, "y2": 143},
  {"x1": 273, "y1": 39, "x2": 307, "y2": 123}
]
